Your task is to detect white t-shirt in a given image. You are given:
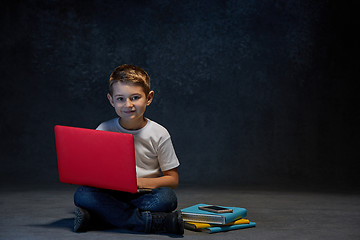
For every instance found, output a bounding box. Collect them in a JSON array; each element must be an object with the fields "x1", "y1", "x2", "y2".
[{"x1": 96, "y1": 118, "x2": 180, "y2": 178}]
